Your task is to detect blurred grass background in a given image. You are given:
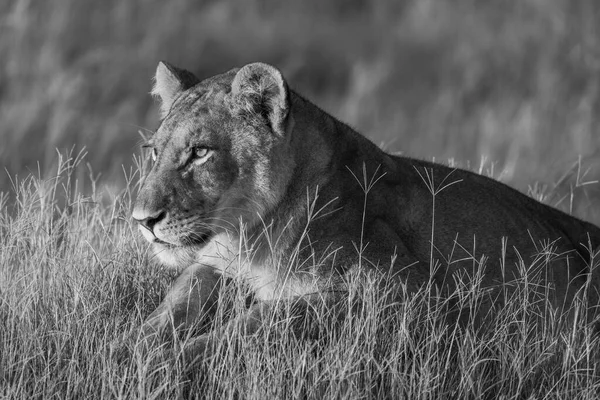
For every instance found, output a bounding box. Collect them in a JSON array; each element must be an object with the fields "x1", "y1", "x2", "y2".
[{"x1": 2, "y1": 0, "x2": 600, "y2": 220}]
